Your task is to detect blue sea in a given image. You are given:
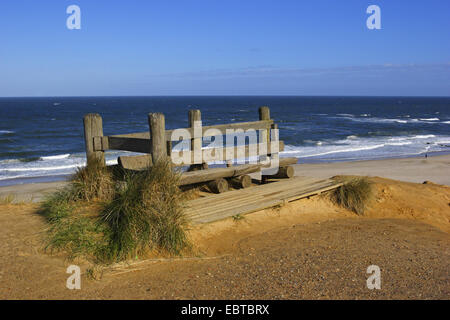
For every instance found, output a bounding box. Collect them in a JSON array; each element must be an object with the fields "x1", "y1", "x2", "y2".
[{"x1": 0, "y1": 96, "x2": 449, "y2": 186}]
